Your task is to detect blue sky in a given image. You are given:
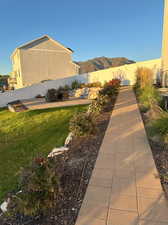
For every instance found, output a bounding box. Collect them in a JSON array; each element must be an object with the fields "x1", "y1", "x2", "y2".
[{"x1": 0, "y1": 0, "x2": 164, "y2": 74}]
